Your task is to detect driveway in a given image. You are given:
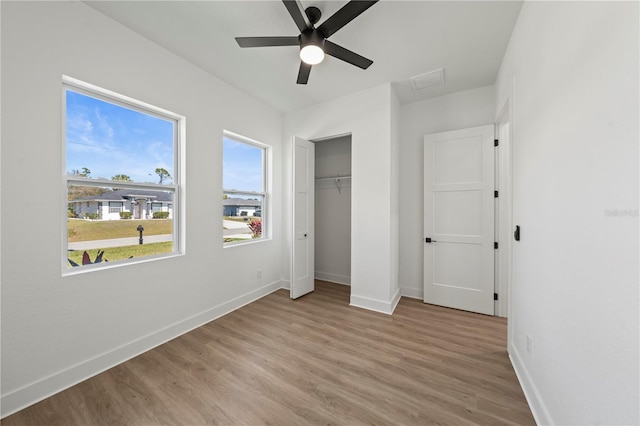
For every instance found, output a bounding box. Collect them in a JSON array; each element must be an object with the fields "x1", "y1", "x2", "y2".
[{"x1": 223, "y1": 219, "x2": 252, "y2": 238}]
